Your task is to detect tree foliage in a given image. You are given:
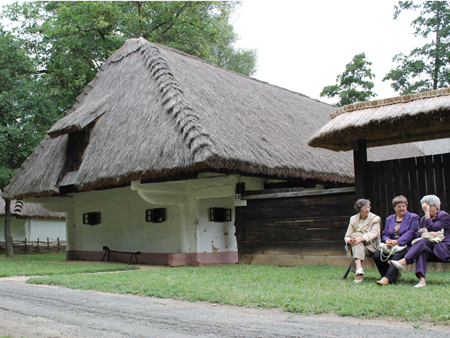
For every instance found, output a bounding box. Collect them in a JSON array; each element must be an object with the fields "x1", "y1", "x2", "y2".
[
  {"x1": 320, "y1": 53, "x2": 377, "y2": 107},
  {"x1": 384, "y1": 1, "x2": 450, "y2": 94},
  {"x1": 0, "y1": 29, "x2": 58, "y2": 191},
  {"x1": 2, "y1": 1, "x2": 257, "y2": 112},
  {"x1": 0, "y1": 29, "x2": 59, "y2": 257}
]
